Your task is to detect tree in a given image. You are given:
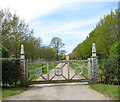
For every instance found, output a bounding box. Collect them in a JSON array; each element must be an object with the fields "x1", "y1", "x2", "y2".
[
  {"x1": 0, "y1": 44, "x2": 9, "y2": 58},
  {"x1": 0, "y1": 9, "x2": 59, "y2": 60},
  {"x1": 0, "y1": 9, "x2": 42, "y2": 59},
  {"x1": 1, "y1": 9, "x2": 33, "y2": 58},
  {"x1": 49, "y1": 37, "x2": 65, "y2": 61},
  {"x1": 72, "y1": 9, "x2": 118, "y2": 59},
  {"x1": 110, "y1": 42, "x2": 119, "y2": 56},
  {"x1": 42, "y1": 46, "x2": 56, "y2": 60}
]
